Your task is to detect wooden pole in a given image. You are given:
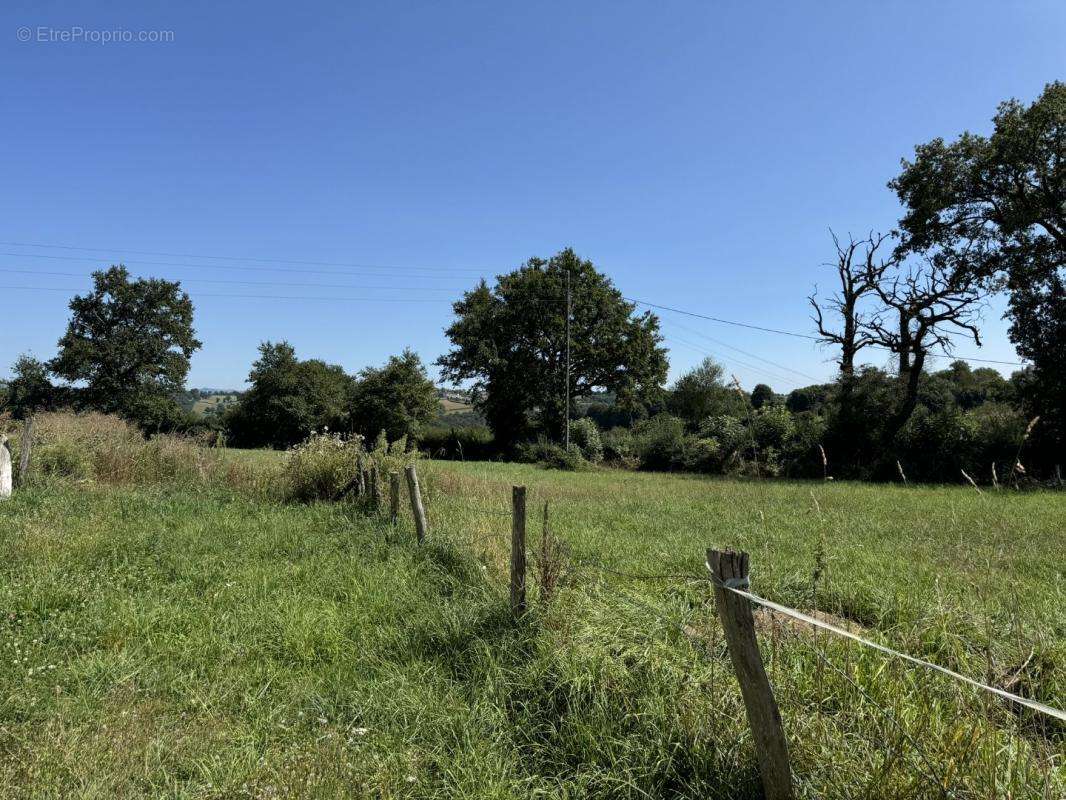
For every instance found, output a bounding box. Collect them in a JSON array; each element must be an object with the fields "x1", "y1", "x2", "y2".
[
  {"x1": 17, "y1": 417, "x2": 34, "y2": 487},
  {"x1": 511, "y1": 485, "x2": 527, "y2": 617},
  {"x1": 0, "y1": 436, "x2": 11, "y2": 500},
  {"x1": 369, "y1": 465, "x2": 381, "y2": 510},
  {"x1": 405, "y1": 464, "x2": 428, "y2": 543},
  {"x1": 707, "y1": 548, "x2": 793, "y2": 800},
  {"x1": 389, "y1": 471, "x2": 401, "y2": 524}
]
